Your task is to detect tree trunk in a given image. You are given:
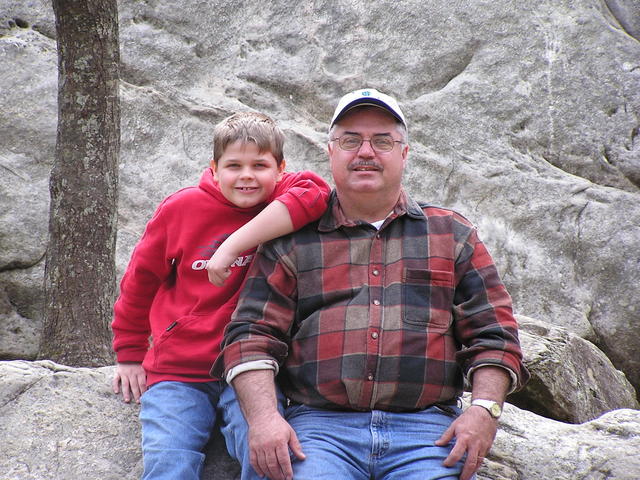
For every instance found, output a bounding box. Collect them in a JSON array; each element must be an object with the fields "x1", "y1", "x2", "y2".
[{"x1": 39, "y1": 0, "x2": 120, "y2": 366}]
